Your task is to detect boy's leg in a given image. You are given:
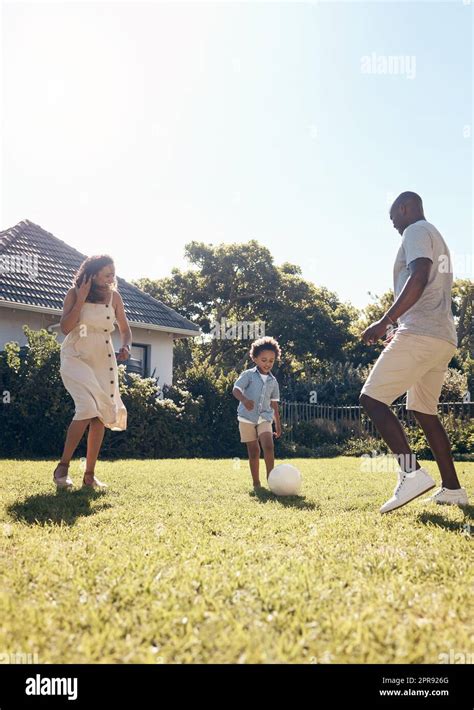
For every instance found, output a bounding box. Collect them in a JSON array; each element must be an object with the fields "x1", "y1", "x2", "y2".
[
  {"x1": 259, "y1": 432, "x2": 275, "y2": 479},
  {"x1": 246, "y1": 440, "x2": 261, "y2": 486}
]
